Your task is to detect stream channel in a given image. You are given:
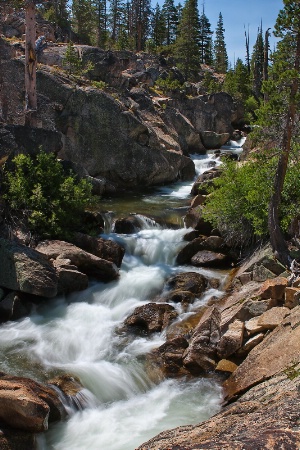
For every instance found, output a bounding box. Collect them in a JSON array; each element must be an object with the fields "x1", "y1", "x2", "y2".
[{"x1": 0, "y1": 147, "x2": 242, "y2": 449}]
